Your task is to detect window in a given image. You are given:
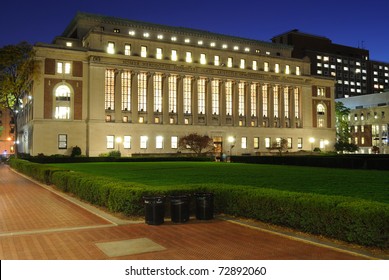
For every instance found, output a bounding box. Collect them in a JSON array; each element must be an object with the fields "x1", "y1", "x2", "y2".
[
  {"x1": 284, "y1": 87, "x2": 289, "y2": 118},
  {"x1": 168, "y1": 75, "x2": 177, "y2": 113},
  {"x1": 241, "y1": 137, "x2": 247, "y2": 149},
  {"x1": 240, "y1": 59, "x2": 245, "y2": 69},
  {"x1": 317, "y1": 104, "x2": 326, "y2": 127},
  {"x1": 121, "y1": 70, "x2": 131, "y2": 111},
  {"x1": 124, "y1": 44, "x2": 131, "y2": 56},
  {"x1": 153, "y1": 73, "x2": 162, "y2": 112},
  {"x1": 264, "y1": 62, "x2": 269, "y2": 72},
  {"x1": 107, "y1": 42, "x2": 115, "y2": 54},
  {"x1": 107, "y1": 135, "x2": 115, "y2": 149},
  {"x1": 138, "y1": 72, "x2": 147, "y2": 111},
  {"x1": 250, "y1": 83, "x2": 257, "y2": 117},
  {"x1": 254, "y1": 137, "x2": 259, "y2": 149},
  {"x1": 186, "y1": 52, "x2": 192, "y2": 63},
  {"x1": 156, "y1": 48, "x2": 163, "y2": 59},
  {"x1": 225, "y1": 81, "x2": 233, "y2": 115},
  {"x1": 55, "y1": 84, "x2": 71, "y2": 119},
  {"x1": 296, "y1": 66, "x2": 301, "y2": 75},
  {"x1": 294, "y1": 88, "x2": 300, "y2": 118},
  {"x1": 287, "y1": 137, "x2": 292, "y2": 149},
  {"x1": 58, "y1": 134, "x2": 67, "y2": 149},
  {"x1": 140, "y1": 136, "x2": 148, "y2": 149},
  {"x1": 297, "y1": 137, "x2": 303, "y2": 149},
  {"x1": 238, "y1": 82, "x2": 245, "y2": 116},
  {"x1": 252, "y1": 60, "x2": 258, "y2": 70},
  {"x1": 275, "y1": 63, "x2": 280, "y2": 73},
  {"x1": 57, "y1": 62, "x2": 71, "y2": 74},
  {"x1": 317, "y1": 87, "x2": 325, "y2": 96},
  {"x1": 200, "y1": 53, "x2": 207, "y2": 65},
  {"x1": 214, "y1": 55, "x2": 220, "y2": 66},
  {"x1": 123, "y1": 136, "x2": 131, "y2": 149},
  {"x1": 171, "y1": 50, "x2": 178, "y2": 61},
  {"x1": 227, "y1": 57, "x2": 233, "y2": 68},
  {"x1": 198, "y1": 78, "x2": 206, "y2": 114},
  {"x1": 141, "y1": 46, "x2": 147, "y2": 57},
  {"x1": 212, "y1": 79, "x2": 219, "y2": 115},
  {"x1": 265, "y1": 137, "x2": 271, "y2": 148},
  {"x1": 171, "y1": 136, "x2": 178, "y2": 149},
  {"x1": 262, "y1": 84, "x2": 268, "y2": 117},
  {"x1": 183, "y1": 77, "x2": 192, "y2": 114},
  {"x1": 105, "y1": 70, "x2": 115, "y2": 110},
  {"x1": 273, "y1": 86, "x2": 279, "y2": 118},
  {"x1": 285, "y1": 65, "x2": 290, "y2": 74},
  {"x1": 156, "y1": 136, "x2": 164, "y2": 149}
]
